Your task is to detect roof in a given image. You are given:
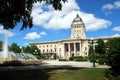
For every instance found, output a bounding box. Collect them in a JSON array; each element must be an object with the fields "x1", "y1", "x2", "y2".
[{"x1": 73, "y1": 14, "x2": 82, "y2": 22}]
